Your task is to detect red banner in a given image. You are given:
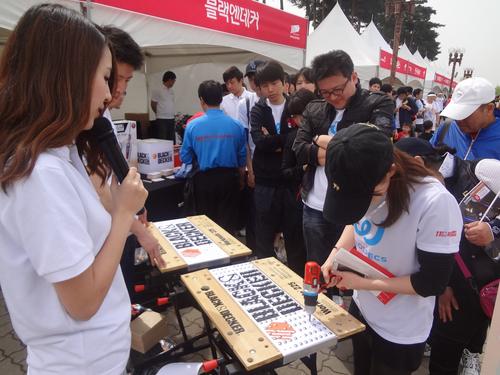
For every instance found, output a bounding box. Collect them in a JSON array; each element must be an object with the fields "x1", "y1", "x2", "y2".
[
  {"x1": 91, "y1": 0, "x2": 308, "y2": 49},
  {"x1": 379, "y1": 50, "x2": 426, "y2": 79},
  {"x1": 406, "y1": 61, "x2": 426, "y2": 80},
  {"x1": 434, "y1": 73, "x2": 457, "y2": 88}
]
